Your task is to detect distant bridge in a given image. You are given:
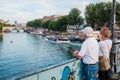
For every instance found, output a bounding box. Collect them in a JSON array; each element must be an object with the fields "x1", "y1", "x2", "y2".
[{"x1": 2, "y1": 26, "x2": 27, "y2": 32}]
